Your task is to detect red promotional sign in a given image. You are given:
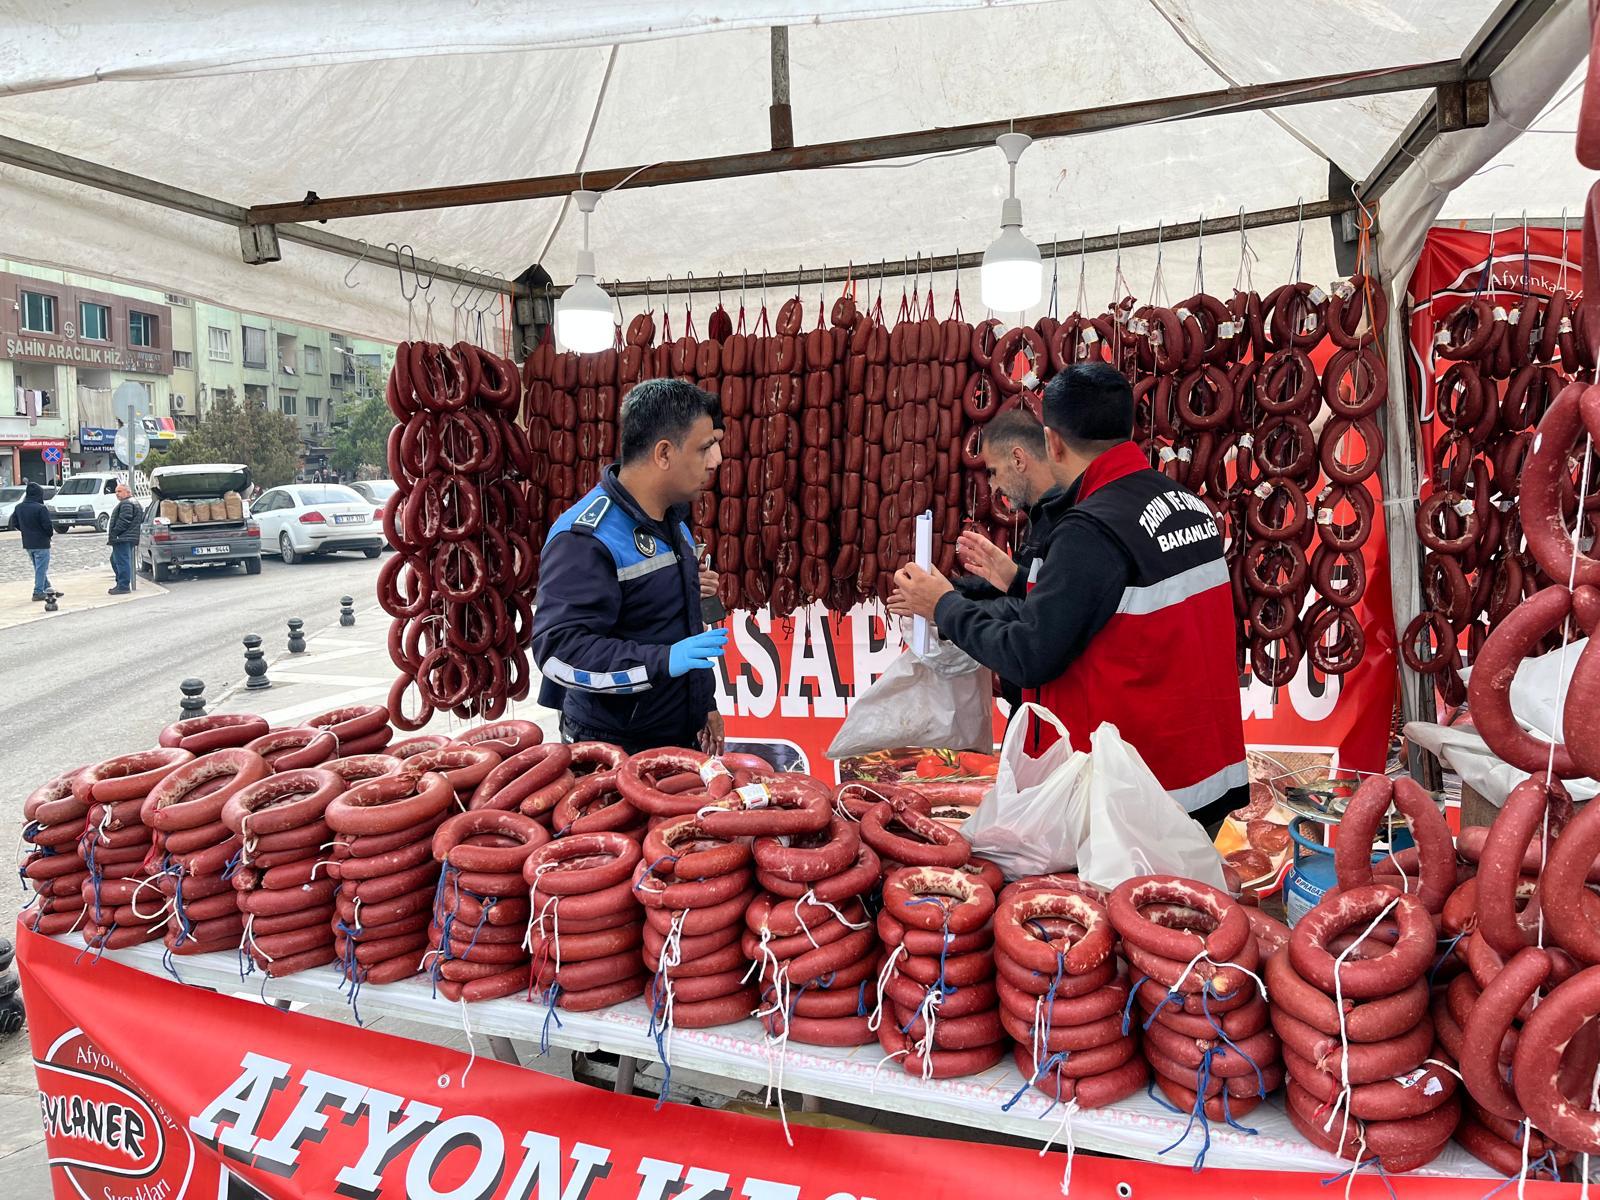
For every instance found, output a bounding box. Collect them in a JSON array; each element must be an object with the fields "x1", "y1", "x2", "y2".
[
  {"x1": 716, "y1": 594, "x2": 1396, "y2": 782},
  {"x1": 19, "y1": 927, "x2": 1547, "y2": 1199}
]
